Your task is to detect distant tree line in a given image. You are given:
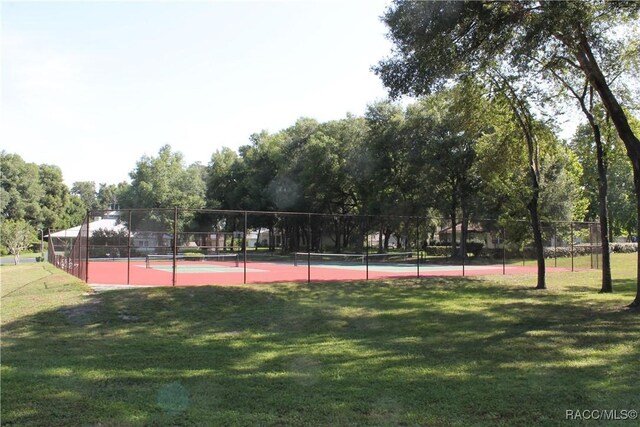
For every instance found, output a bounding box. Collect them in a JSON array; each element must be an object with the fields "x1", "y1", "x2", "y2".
[
  {"x1": 373, "y1": 0, "x2": 639, "y2": 300},
  {"x1": 2, "y1": 88, "x2": 636, "y2": 246},
  {"x1": 2, "y1": 1, "x2": 638, "y2": 303},
  {"x1": 0, "y1": 150, "x2": 128, "y2": 231}
]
